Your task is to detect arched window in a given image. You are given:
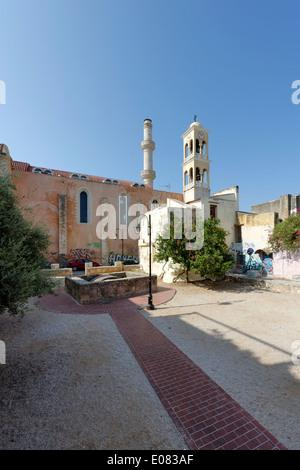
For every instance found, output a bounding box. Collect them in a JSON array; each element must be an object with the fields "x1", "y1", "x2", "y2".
[
  {"x1": 189, "y1": 168, "x2": 193, "y2": 184},
  {"x1": 185, "y1": 143, "x2": 189, "y2": 159},
  {"x1": 203, "y1": 169, "x2": 207, "y2": 184},
  {"x1": 196, "y1": 167, "x2": 200, "y2": 181},
  {"x1": 189, "y1": 139, "x2": 193, "y2": 154},
  {"x1": 80, "y1": 191, "x2": 88, "y2": 223},
  {"x1": 184, "y1": 171, "x2": 188, "y2": 186},
  {"x1": 196, "y1": 139, "x2": 200, "y2": 154}
]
